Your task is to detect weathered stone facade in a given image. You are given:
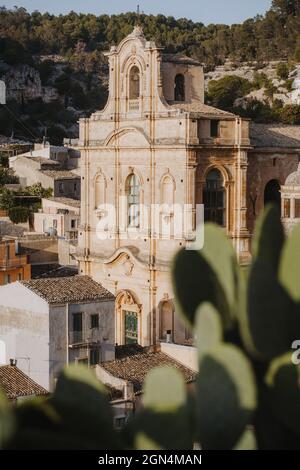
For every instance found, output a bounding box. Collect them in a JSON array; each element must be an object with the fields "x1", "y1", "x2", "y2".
[{"x1": 76, "y1": 27, "x2": 300, "y2": 347}]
